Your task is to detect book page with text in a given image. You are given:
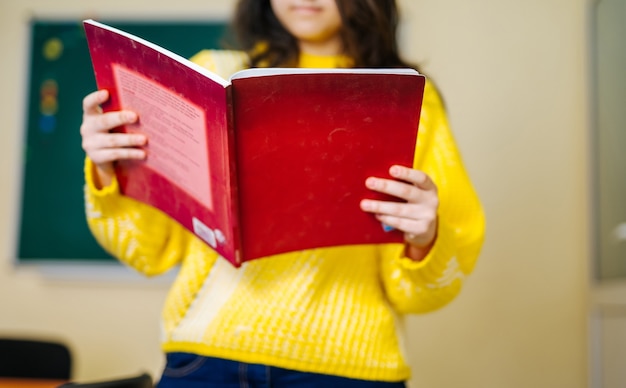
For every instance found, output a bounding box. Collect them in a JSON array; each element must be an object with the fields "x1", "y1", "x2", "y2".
[{"x1": 113, "y1": 64, "x2": 213, "y2": 208}]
